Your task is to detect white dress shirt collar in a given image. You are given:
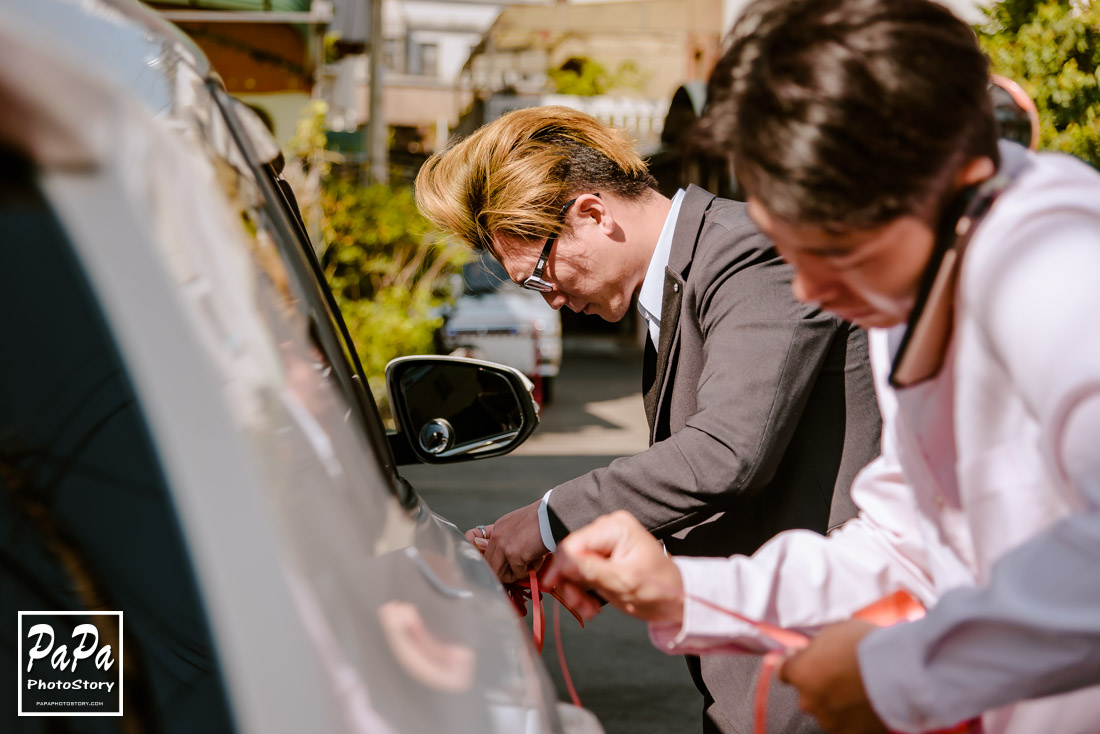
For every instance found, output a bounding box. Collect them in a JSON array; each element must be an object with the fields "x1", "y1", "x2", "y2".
[{"x1": 637, "y1": 189, "x2": 686, "y2": 344}]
